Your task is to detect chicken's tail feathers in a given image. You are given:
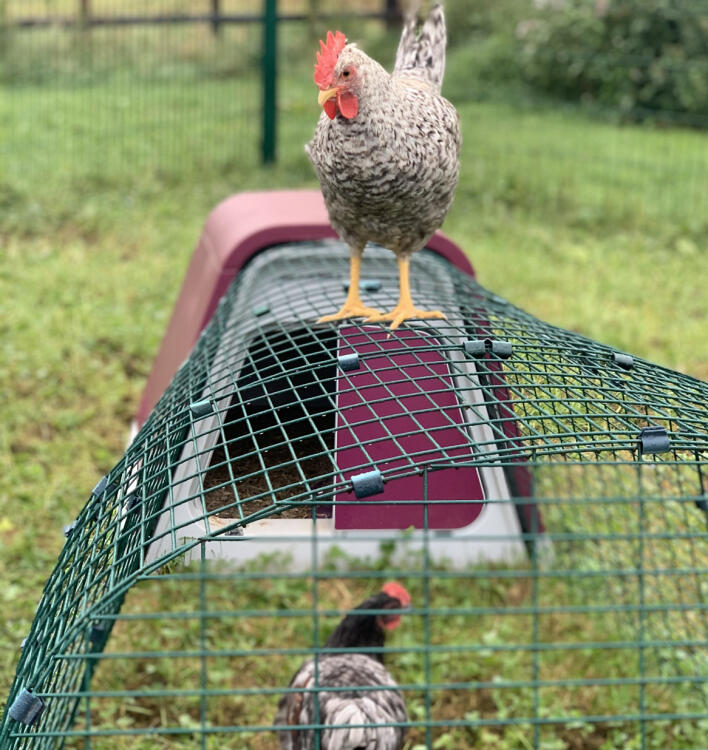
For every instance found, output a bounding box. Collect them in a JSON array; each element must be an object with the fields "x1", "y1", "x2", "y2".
[
  {"x1": 393, "y1": 2, "x2": 447, "y2": 92},
  {"x1": 321, "y1": 696, "x2": 405, "y2": 750}
]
